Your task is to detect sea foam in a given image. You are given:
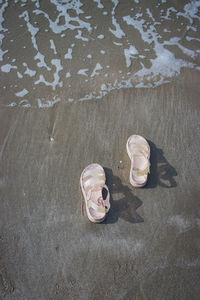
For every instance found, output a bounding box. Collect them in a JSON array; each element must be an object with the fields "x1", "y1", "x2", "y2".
[{"x1": 0, "y1": 0, "x2": 200, "y2": 107}]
